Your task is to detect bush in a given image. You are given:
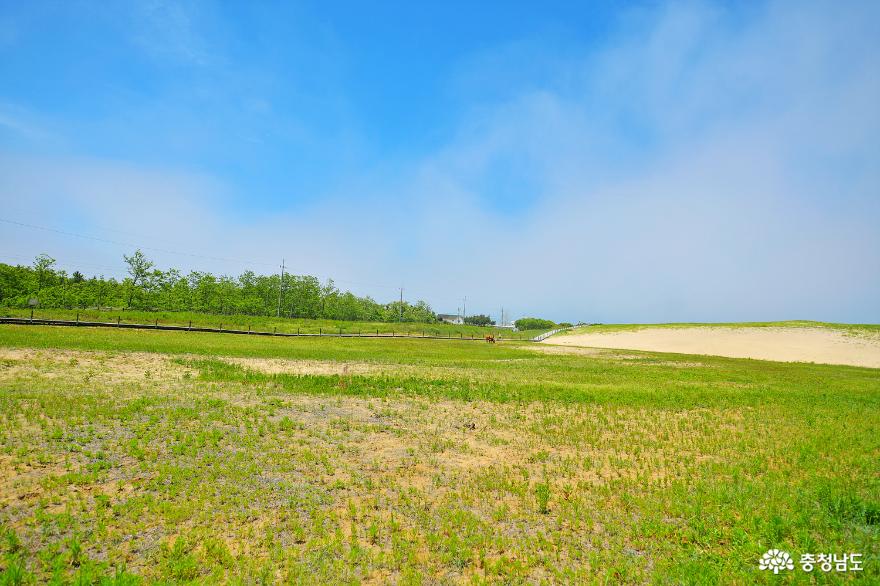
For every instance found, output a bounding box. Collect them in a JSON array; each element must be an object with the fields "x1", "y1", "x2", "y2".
[
  {"x1": 514, "y1": 317, "x2": 556, "y2": 331},
  {"x1": 464, "y1": 314, "x2": 494, "y2": 326}
]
